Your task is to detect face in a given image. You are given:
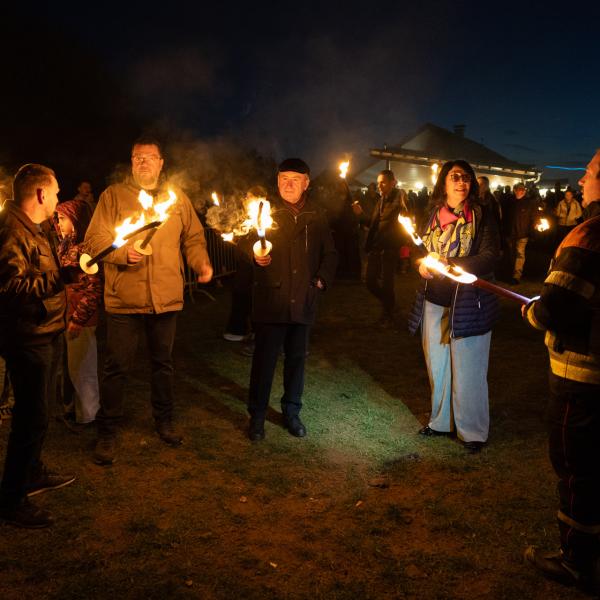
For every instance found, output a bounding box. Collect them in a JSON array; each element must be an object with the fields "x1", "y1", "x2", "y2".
[
  {"x1": 578, "y1": 150, "x2": 600, "y2": 208},
  {"x1": 41, "y1": 176, "x2": 60, "y2": 219},
  {"x1": 57, "y1": 213, "x2": 74, "y2": 238},
  {"x1": 477, "y1": 177, "x2": 489, "y2": 192},
  {"x1": 377, "y1": 174, "x2": 395, "y2": 197},
  {"x1": 564, "y1": 190, "x2": 574, "y2": 202},
  {"x1": 514, "y1": 187, "x2": 526, "y2": 200},
  {"x1": 78, "y1": 181, "x2": 92, "y2": 197},
  {"x1": 131, "y1": 144, "x2": 164, "y2": 189},
  {"x1": 444, "y1": 166, "x2": 471, "y2": 208},
  {"x1": 278, "y1": 171, "x2": 309, "y2": 204}
]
